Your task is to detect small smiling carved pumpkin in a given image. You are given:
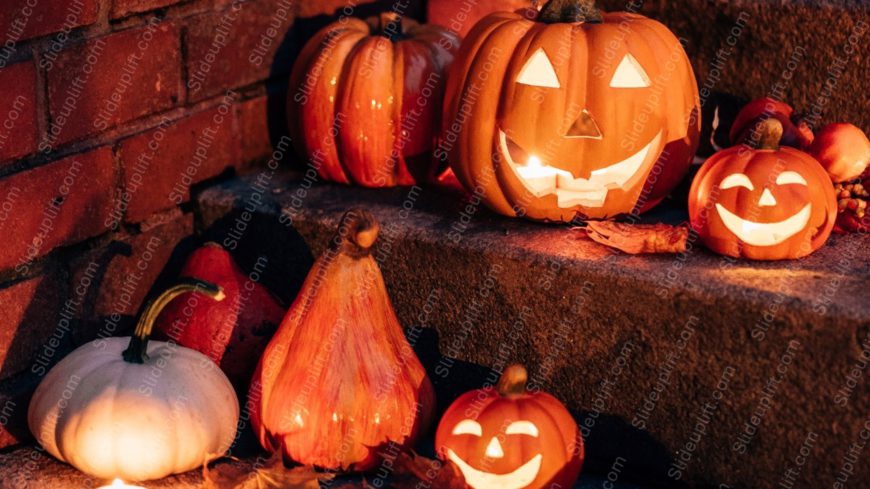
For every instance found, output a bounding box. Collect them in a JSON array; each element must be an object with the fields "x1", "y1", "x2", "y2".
[
  {"x1": 689, "y1": 119, "x2": 837, "y2": 260},
  {"x1": 442, "y1": 0, "x2": 700, "y2": 222},
  {"x1": 435, "y1": 365, "x2": 583, "y2": 489}
]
